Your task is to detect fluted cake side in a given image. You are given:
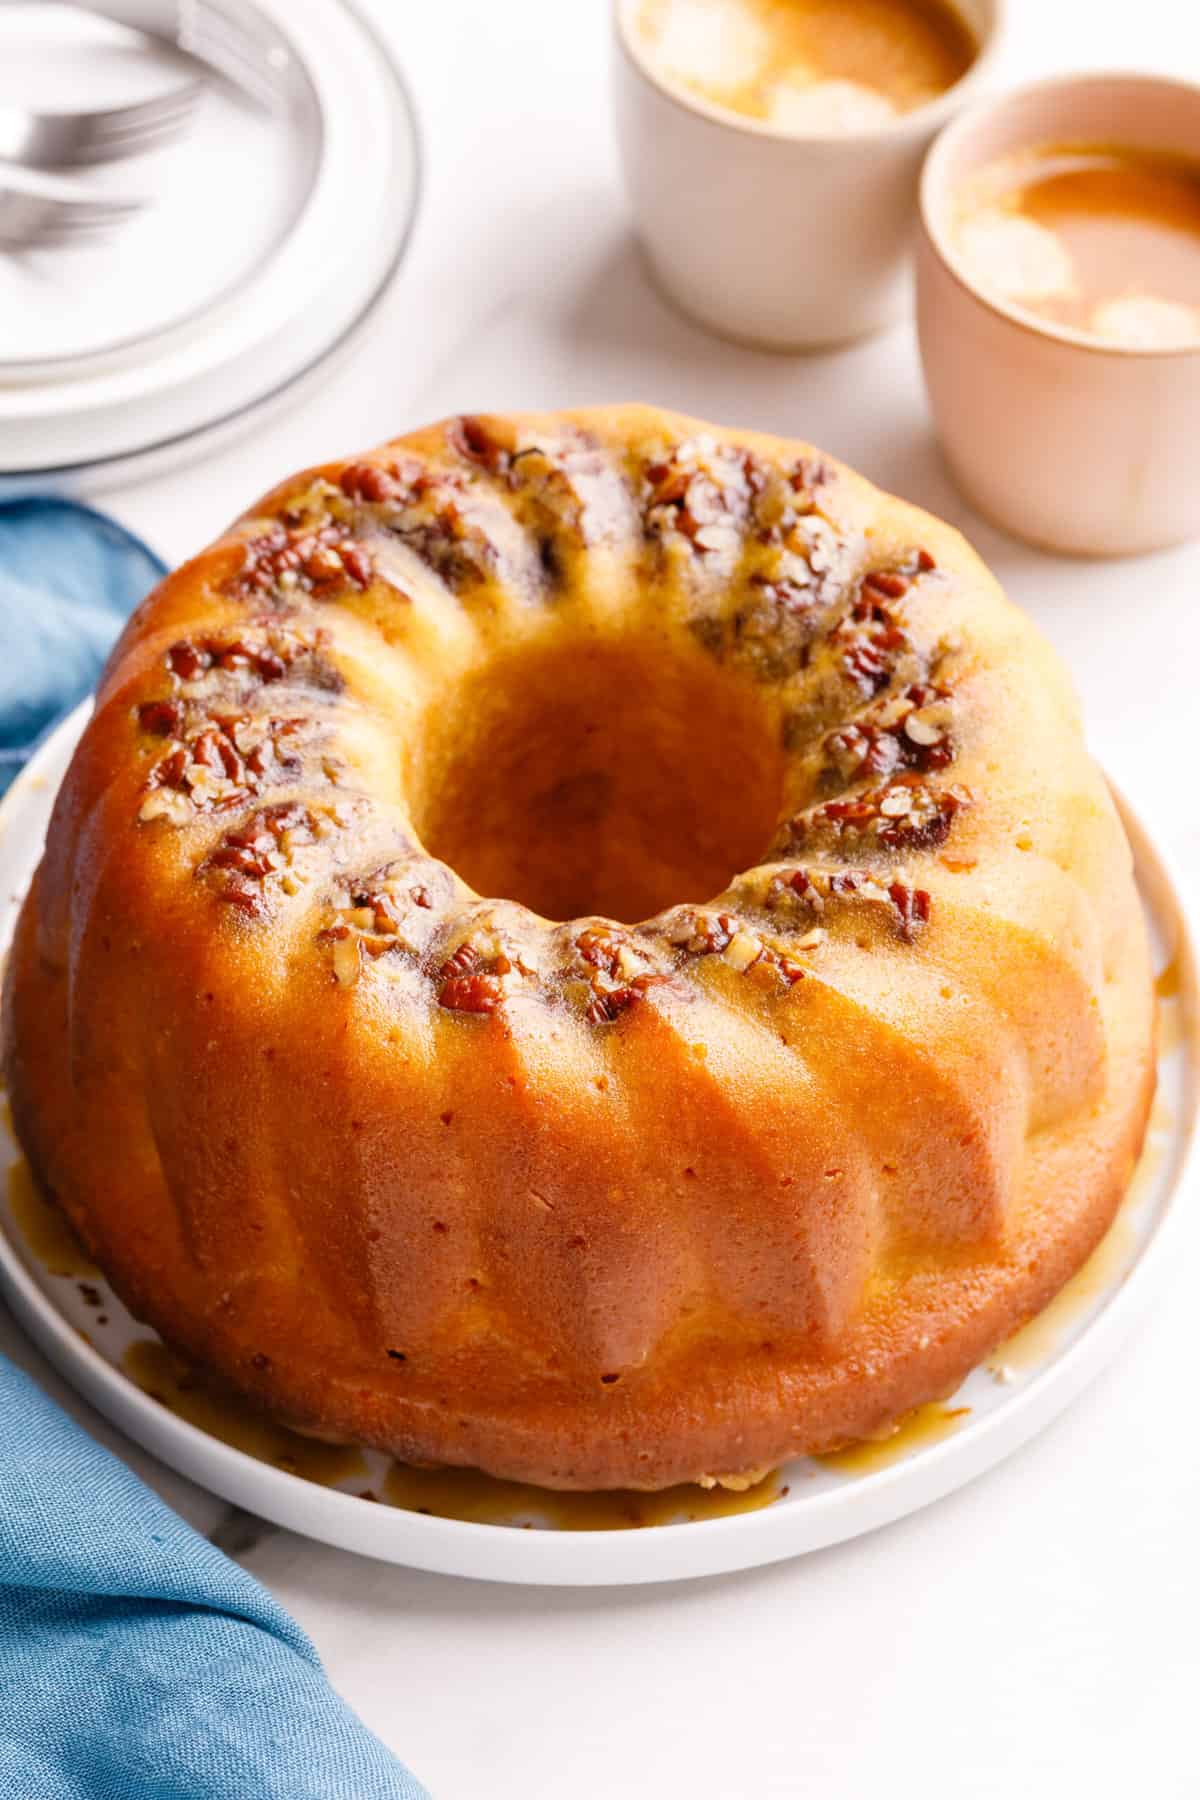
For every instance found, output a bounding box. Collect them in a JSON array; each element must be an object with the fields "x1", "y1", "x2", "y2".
[{"x1": 2, "y1": 406, "x2": 1155, "y2": 1488}]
